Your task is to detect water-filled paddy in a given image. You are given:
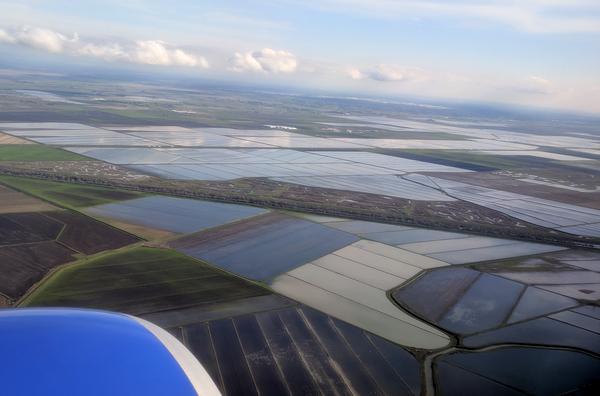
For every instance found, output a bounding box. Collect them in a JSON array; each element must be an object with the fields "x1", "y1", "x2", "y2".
[
  {"x1": 86, "y1": 195, "x2": 267, "y2": 233},
  {"x1": 169, "y1": 213, "x2": 358, "y2": 280}
]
